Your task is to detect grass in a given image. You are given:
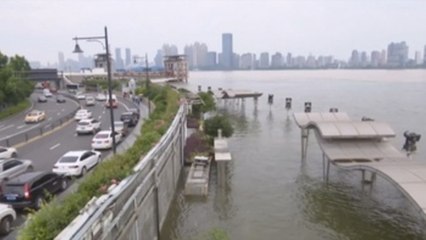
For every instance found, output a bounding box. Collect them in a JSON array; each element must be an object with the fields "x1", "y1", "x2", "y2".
[{"x1": 0, "y1": 99, "x2": 31, "y2": 120}]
